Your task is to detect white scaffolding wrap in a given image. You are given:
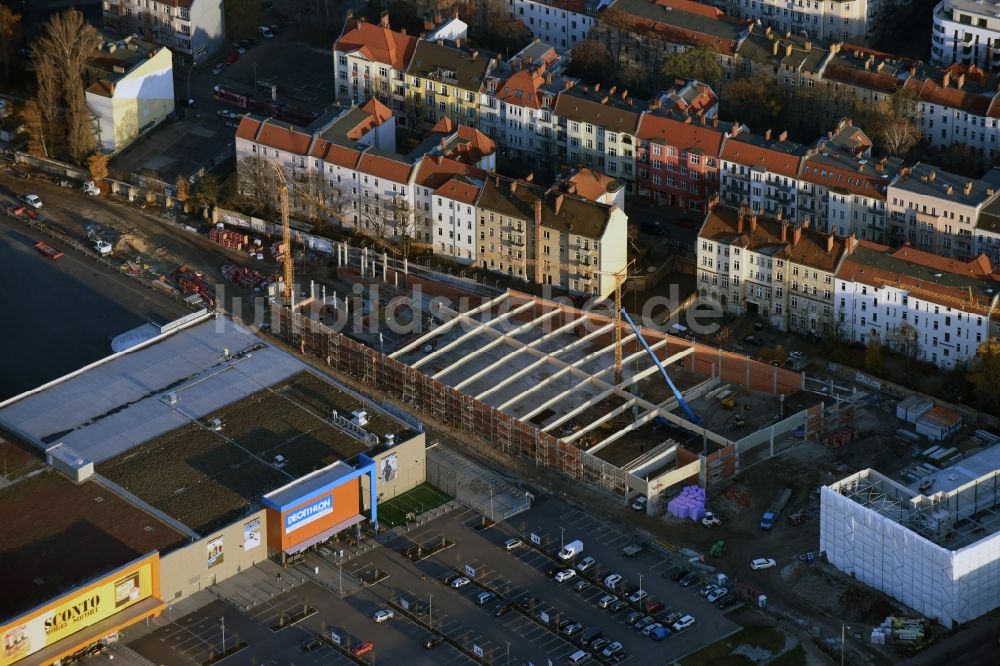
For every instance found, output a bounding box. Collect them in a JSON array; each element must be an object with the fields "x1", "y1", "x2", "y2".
[{"x1": 821, "y1": 471, "x2": 1000, "y2": 628}]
